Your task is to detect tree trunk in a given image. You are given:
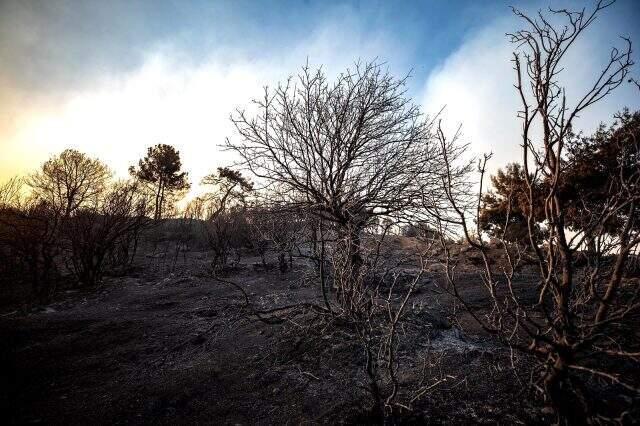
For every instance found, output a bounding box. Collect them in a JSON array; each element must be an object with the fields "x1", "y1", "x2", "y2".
[
  {"x1": 154, "y1": 180, "x2": 163, "y2": 220},
  {"x1": 278, "y1": 252, "x2": 287, "y2": 273},
  {"x1": 543, "y1": 354, "x2": 587, "y2": 425}
]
